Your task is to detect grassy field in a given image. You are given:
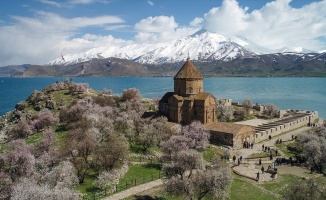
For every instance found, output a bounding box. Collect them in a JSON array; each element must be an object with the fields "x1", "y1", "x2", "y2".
[
  {"x1": 202, "y1": 145, "x2": 225, "y2": 162},
  {"x1": 123, "y1": 172, "x2": 326, "y2": 200},
  {"x1": 228, "y1": 176, "x2": 277, "y2": 200},
  {"x1": 76, "y1": 164, "x2": 162, "y2": 198},
  {"x1": 117, "y1": 164, "x2": 161, "y2": 192}
]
